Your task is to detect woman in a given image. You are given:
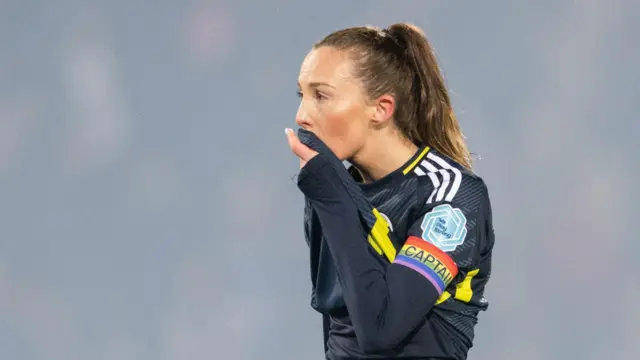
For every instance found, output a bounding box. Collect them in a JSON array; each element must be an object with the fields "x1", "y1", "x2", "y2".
[{"x1": 285, "y1": 23, "x2": 494, "y2": 359}]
